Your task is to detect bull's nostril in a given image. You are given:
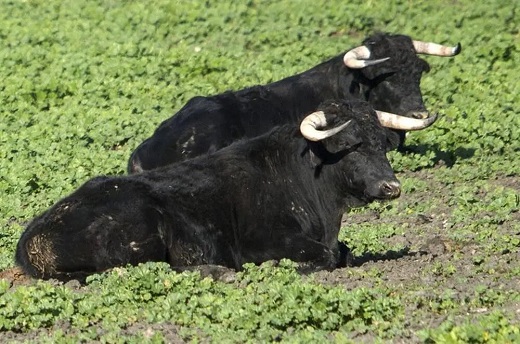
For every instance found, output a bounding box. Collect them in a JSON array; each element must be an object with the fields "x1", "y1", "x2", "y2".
[
  {"x1": 410, "y1": 111, "x2": 429, "y2": 119},
  {"x1": 380, "y1": 181, "x2": 401, "y2": 198}
]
